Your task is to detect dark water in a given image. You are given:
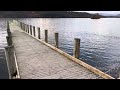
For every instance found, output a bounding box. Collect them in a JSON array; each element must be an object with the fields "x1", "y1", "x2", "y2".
[
  {"x1": 0, "y1": 18, "x2": 9, "y2": 79},
  {"x1": 18, "y1": 18, "x2": 120, "y2": 78},
  {"x1": 1, "y1": 18, "x2": 120, "y2": 78}
]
